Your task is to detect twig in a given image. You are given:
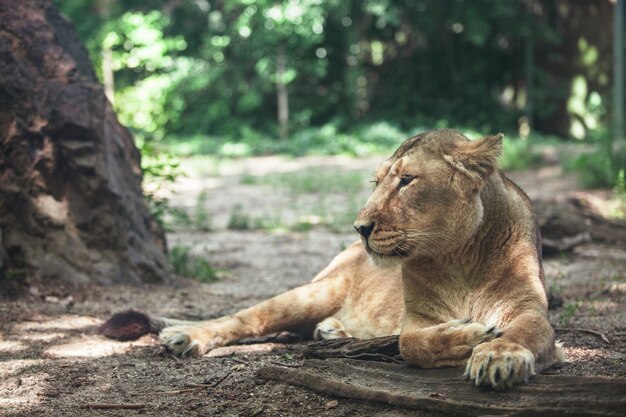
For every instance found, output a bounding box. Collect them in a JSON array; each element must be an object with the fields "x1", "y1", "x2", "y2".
[
  {"x1": 80, "y1": 403, "x2": 145, "y2": 410},
  {"x1": 159, "y1": 388, "x2": 197, "y2": 395},
  {"x1": 209, "y1": 372, "x2": 231, "y2": 388},
  {"x1": 184, "y1": 383, "x2": 214, "y2": 388},
  {"x1": 555, "y1": 327, "x2": 611, "y2": 344},
  {"x1": 269, "y1": 361, "x2": 304, "y2": 368},
  {"x1": 231, "y1": 357, "x2": 248, "y2": 365}
]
